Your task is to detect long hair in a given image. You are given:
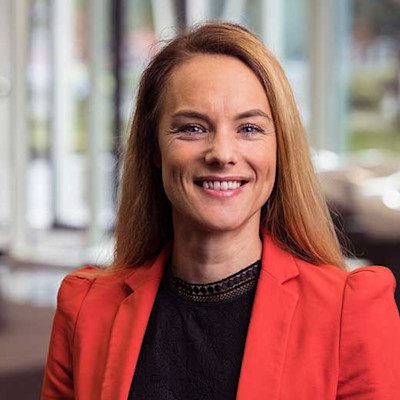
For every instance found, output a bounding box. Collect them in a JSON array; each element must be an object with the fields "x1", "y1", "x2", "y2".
[{"x1": 111, "y1": 21, "x2": 347, "y2": 270}]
